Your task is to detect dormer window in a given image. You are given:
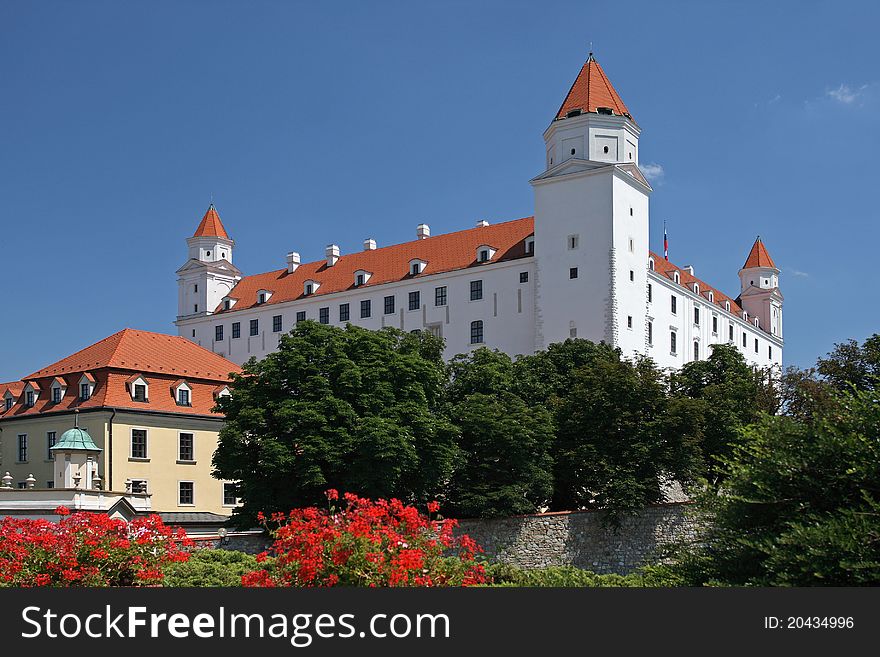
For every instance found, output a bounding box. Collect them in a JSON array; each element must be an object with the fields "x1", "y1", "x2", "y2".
[
  {"x1": 257, "y1": 289, "x2": 273, "y2": 304},
  {"x1": 525, "y1": 237, "x2": 535, "y2": 254},
  {"x1": 222, "y1": 297, "x2": 237, "y2": 311},
  {"x1": 648, "y1": 257, "x2": 655, "y2": 271},
  {"x1": 673, "y1": 272, "x2": 680, "y2": 284},
  {"x1": 50, "y1": 377, "x2": 66, "y2": 404},
  {"x1": 409, "y1": 259, "x2": 427, "y2": 275},
  {"x1": 78, "y1": 373, "x2": 96, "y2": 401},
  {"x1": 303, "y1": 280, "x2": 320, "y2": 296},
  {"x1": 213, "y1": 385, "x2": 231, "y2": 400},
  {"x1": 476, "y1": 245, "x2": 497, "y2": 263},
  {"x1": 172, "y1": 380, "x2": 192, "y2": 407},
  {"x1": 725, "y1": 301, "x2": 731, "y2": 312},
  {"x1": 23, "y1": 382, "x2": 40, "y2": 407},
  {"x1": 127, "y1": 375, "x2": 149, "y2": 402},
  {"x1": 354, "y1": 270, "x2": 372, "y2": 287},
  {"x1": 693, "y1": 283, "x2": 699, "y2": 294},
  {"x1": 708, "y1": 291, "x2": 714, "y2": 303},
  {"x1": 3, "y1": 395, "x2": 12, "y2": 411}
]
